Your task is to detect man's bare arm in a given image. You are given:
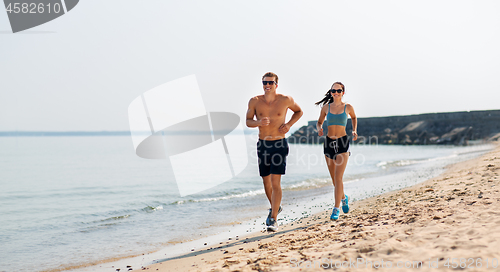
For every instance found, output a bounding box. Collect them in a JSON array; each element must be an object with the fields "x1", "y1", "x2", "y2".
[
  {"x1": 246, "y1": 98, "x2": 269, "y2": 128},
  {"x1": 279, "y1": 96, "x2": 303, "y2": 133},
  {"x1": 286, "y1": 96, "x2": 303, "y2": 127}
]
